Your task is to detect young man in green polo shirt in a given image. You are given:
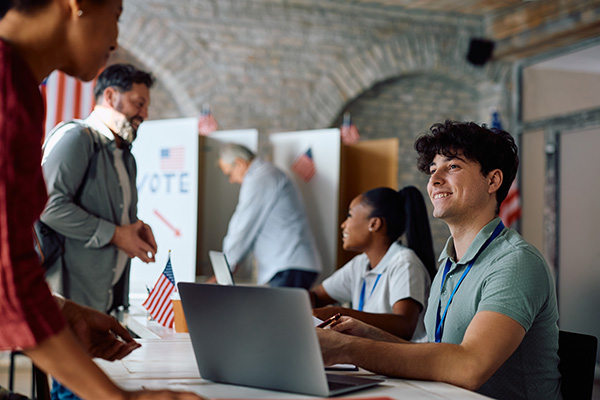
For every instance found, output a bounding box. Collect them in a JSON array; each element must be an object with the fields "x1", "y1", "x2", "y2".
[{"x1": 317, "y1": 120, "x2": 561, "y2": 400}]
